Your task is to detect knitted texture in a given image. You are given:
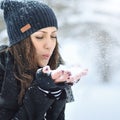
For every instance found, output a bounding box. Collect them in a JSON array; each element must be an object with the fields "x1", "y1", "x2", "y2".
[{"x1": 0, "y1": 0, "x2": 58, "y2": 46}]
